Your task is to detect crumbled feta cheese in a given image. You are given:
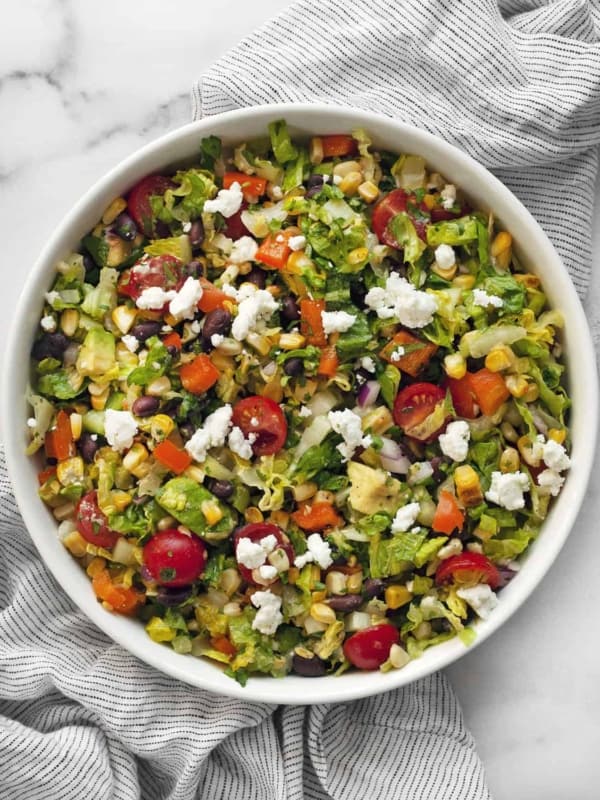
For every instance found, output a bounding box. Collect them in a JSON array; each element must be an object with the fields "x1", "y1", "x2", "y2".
[
  {"x1": 104, "y1": 409, "x2": 138, "y2": 452},
  {"x1": 328, "y1": 408, "x2": 372, "y2": 461},
  {"x1": 540, "y1": 437, "x2": 571, "y2": 472},
  {"x1": 132, "y1": 262, "x2": 151, "y2": 276},
  {"x1": 390, "y1": 346, "x2": 405, "y2": 362},
  {"x1": 184, "y1": 405, "x2": 233, "y2": 463},
  {"x1": 440, "y1": 184, "x2": 456, "y2": 211},
  {"x1": 182, "y1": 221, "x2": 192, "y2": 233},
  {"x1": 90, "y1": 434, "x2": 98, "y2": 442},
  {"x1": 26, "y1": 417, "x2": 37, "y2": 429},
  {"x1": 190, "y1": 320, "x2": 202, "y2": 335},
  {"x1": 136, "y1": 286, "x2": 176, "y2": 310},
  {"x1": 360, "y1": 356, "x2": 376, "y2": 373},
  {"x1": 210, "y1": 333, "x2": 225, "y2": 348},
  {"x1": 472, "y1": 289, "x2": 504, "y2": 309},
  {"x1": 161, "y1": 324, "x2": 173, "y2": 334},
  {"x1": 228, "y1": 426, "x2": 256, "y2": 460},
  {"x1": 485, "y1": 470, "x2": 530, "y2": 511},
  {"x1": 456, "y1": 583, "x2": 499, "y2": 620},
  {"x1": 258, "y1": 564, "x2": 278, "y2": 581},
  {"x1": 168, "y1": 277, "x2": 203, "y2": 321},
  {"x1": 434, "y1": 244, "x2": 456, "y2": 270},
  {"x1": 391, "y1": 502, "x2": 421, "y2": 533},
  {"x1": 288, "y1": 235, "x2": 306, "y2": 251},
  {"x1": 437, "y1": 538, "x2": 463, "y2": 560},
  {"x1": 365, "y1": 273, "x2": 438, "y2": 328},
  {"x1": 222, "y1": 283, "x2": 239, "y2": 299},
  {"x1": 229, "y1": 236, "x2": 258, "y2": 265},
  {"x1": 40, "y1": 315, "x2": 56, "y2": 332},
  {"x1": 203, "y1": 182, "x2": 244, "y2": 218},
  {"x1": 121, "y1": 334, "x2": 139, "y2": 353},
  {"x1": 407, "y1": 461, "x2": 434, "y2": 485},
  {"x1": 236, "y1": 535, "x2": 279, "y2": 571},
  {"x1": 321, "y1": 310, "x2": 357, "y2": 335},
  {"x1": 332, "y1": 174, "x2": 343, "y2": 186},
  {"x1": 271, "y1": 185, "x2": 283, "y2": 200},
  {"x1": 294, "y1": 533, "x2": 333, "y2": 570},
  {"x1": 251, "y1": 590, "x2": 283, "y2": 635},
  {"x1": 298, "y1": 405, "x2": 312, "y2": 418},
  {"x1": 536, "y1": 468, "x2": 565, "y2": 497},
  {"x1": 45, "y1": 291, "x2": 60, "y2": 306},
  {"x1": 231, "y1": 287, "x2": 278, "y2": 341},
  {"x1": 212, "y1": 233, "x2": 234, "y2": 255},
  {"x1": 438, "y1": 420, "x2": 470, "y2": 462}
]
